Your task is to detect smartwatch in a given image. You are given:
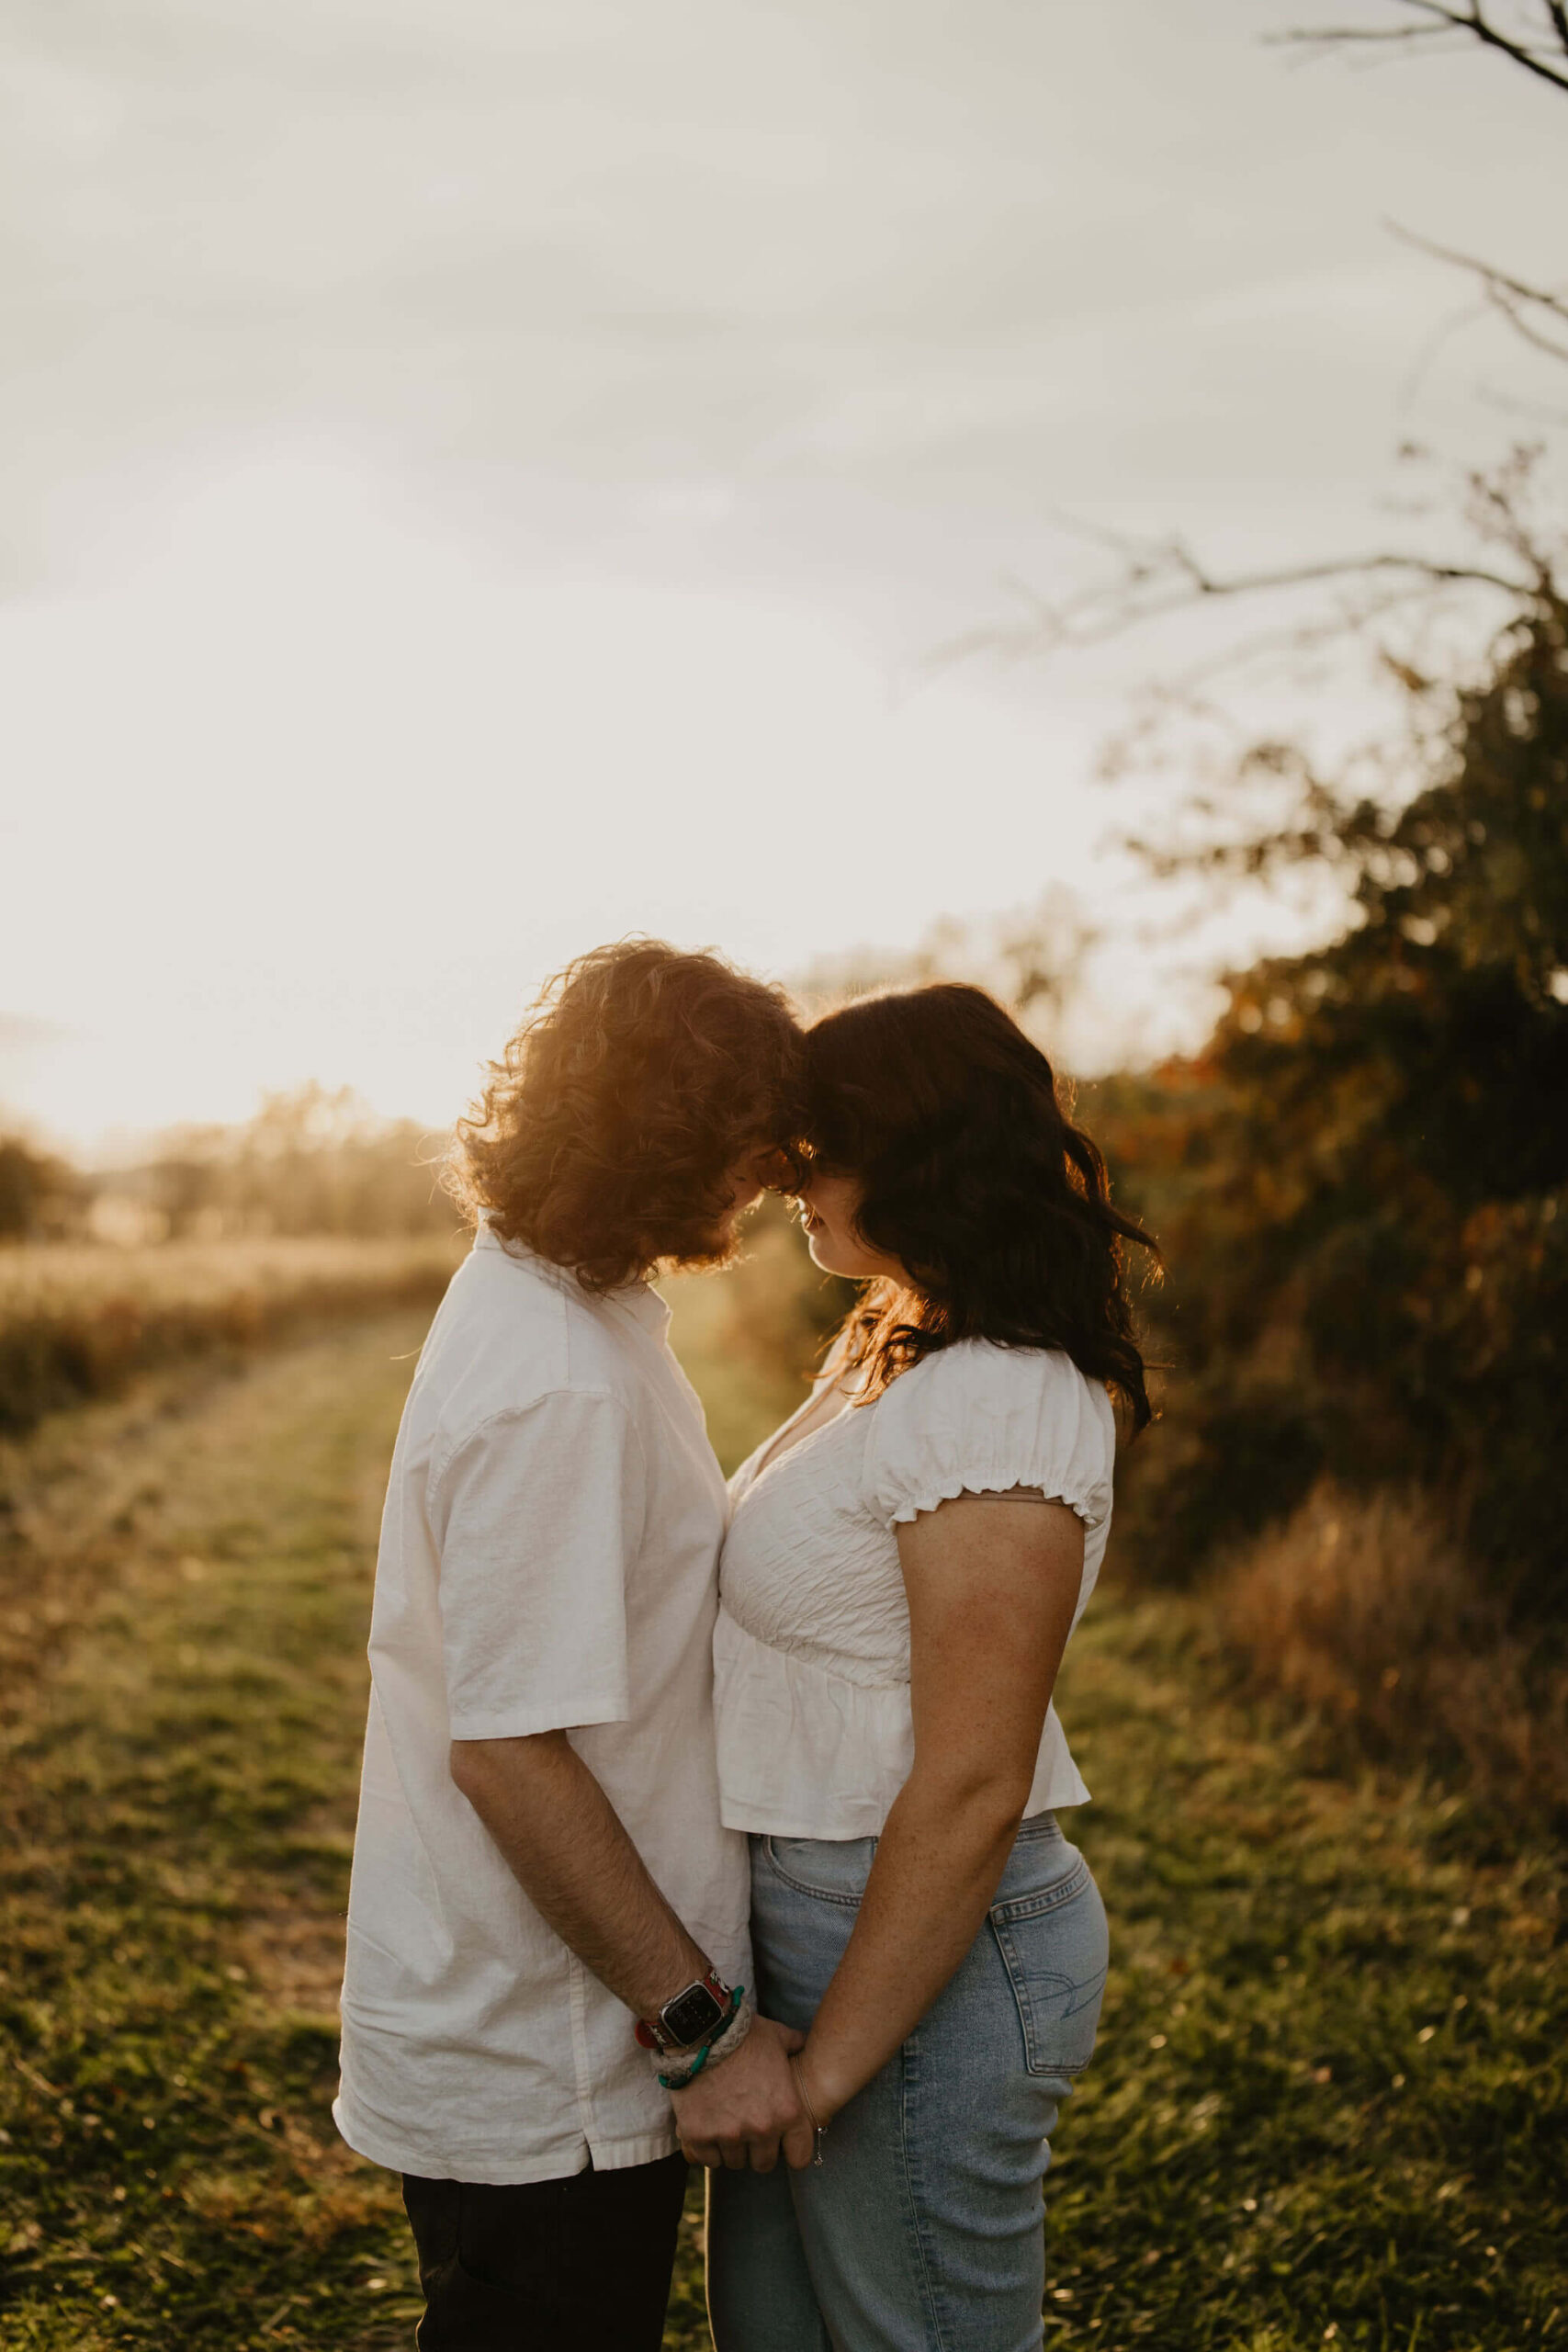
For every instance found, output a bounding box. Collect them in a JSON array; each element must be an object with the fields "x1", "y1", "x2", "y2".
[{"x1": 634, "y1": 1968, "x2": 732, "y2": 2054}]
